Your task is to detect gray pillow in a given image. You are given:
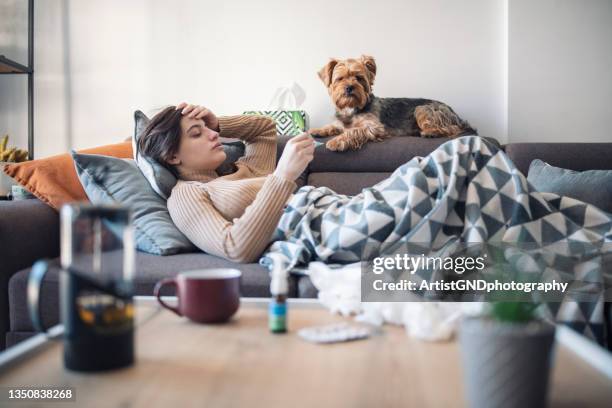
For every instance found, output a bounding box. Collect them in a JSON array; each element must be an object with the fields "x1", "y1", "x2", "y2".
[
  {"x1": 72, "y1": 152, "x2": 196, "y2": 255},
  {"x1": 528, "y1": 159, "x2": 612, "y2": 213},
  {"x1": 133, "y1": 110, "x2": 245, "y2": 199}
]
